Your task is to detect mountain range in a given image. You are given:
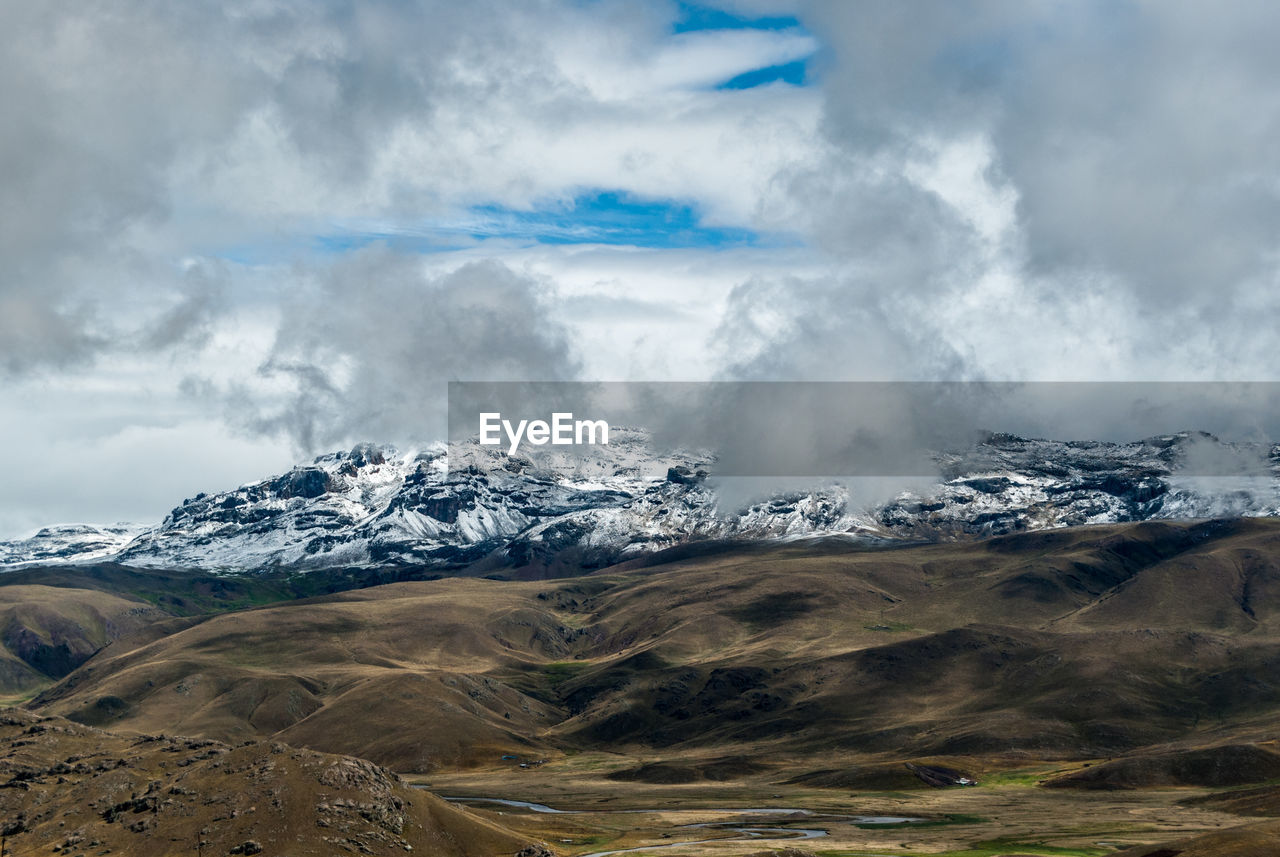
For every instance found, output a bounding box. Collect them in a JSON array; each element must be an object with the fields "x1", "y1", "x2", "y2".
[
  {"x1": 3, "y1": 434, "x2": 1280, "y2": 854},
  {"x1": 3, "y1": 430, "x2": 1278, "y2": 576}
]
